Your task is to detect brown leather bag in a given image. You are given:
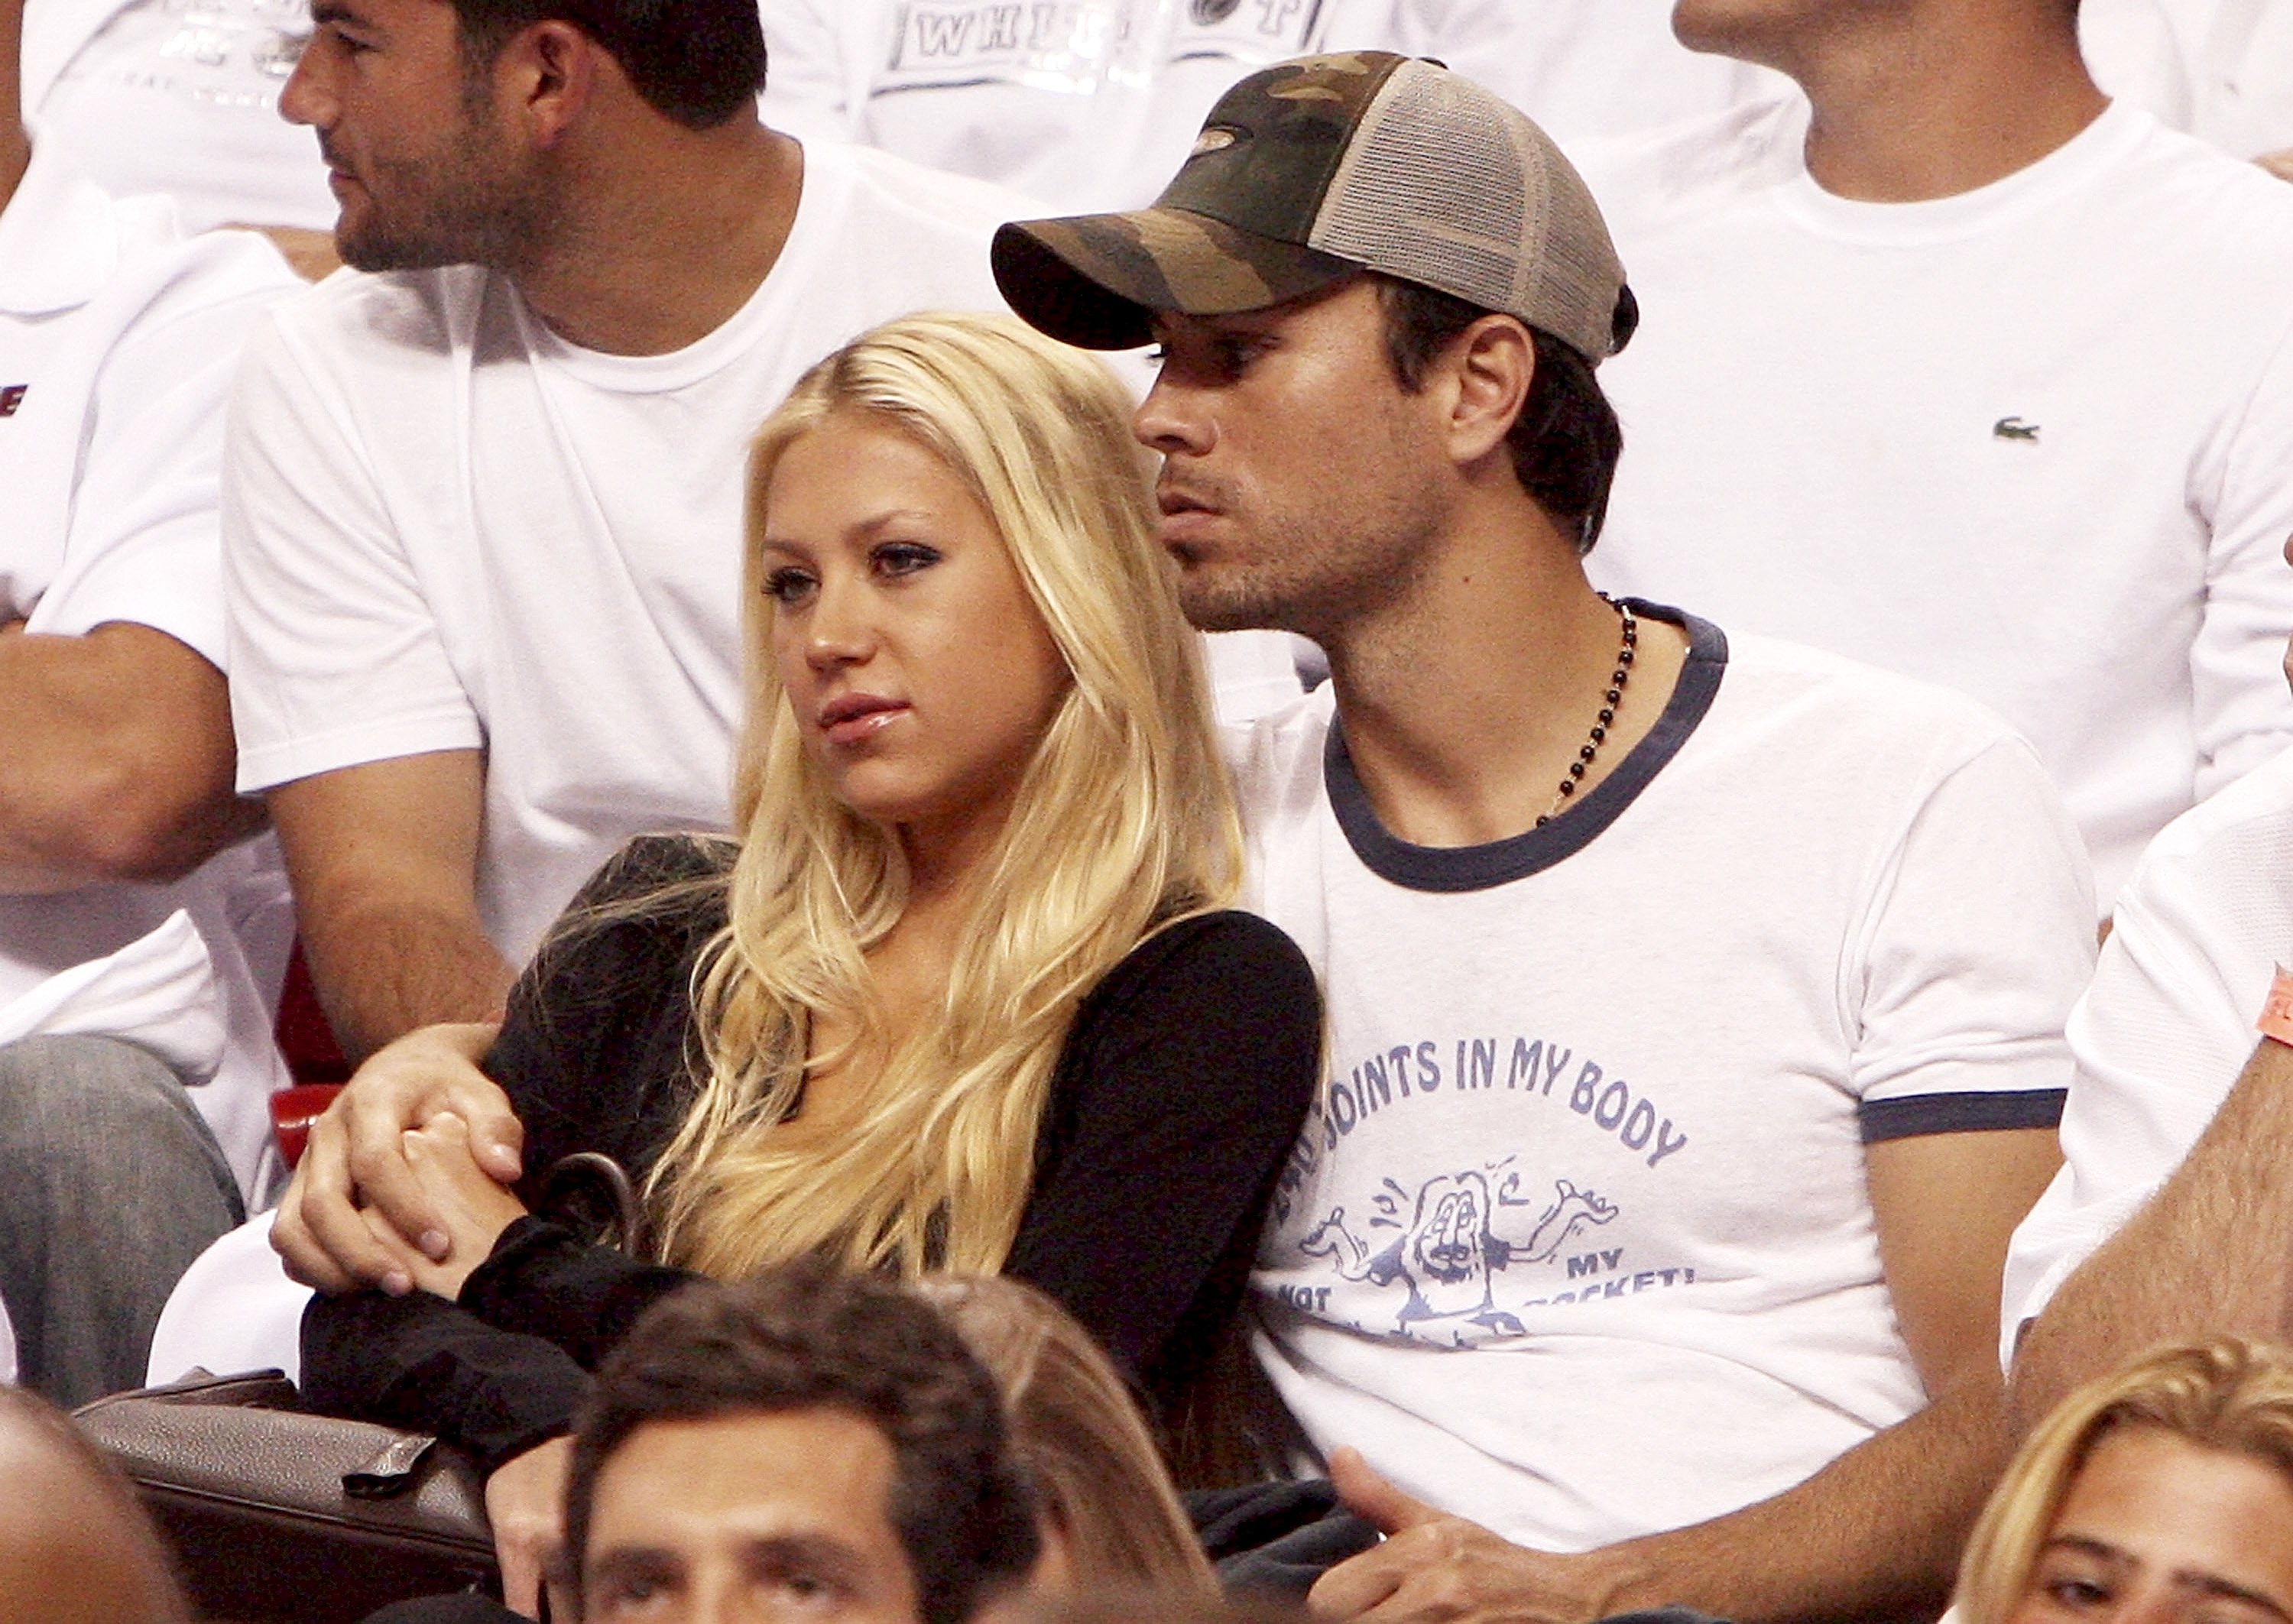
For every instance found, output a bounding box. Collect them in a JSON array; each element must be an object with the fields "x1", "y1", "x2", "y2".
[
  {"x1": 73, "y1": 1367, "x2": 497, "y2": 1623},
  {"x1": 68, "y1": 1154, "x2": 649, "y2": 1622}
]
